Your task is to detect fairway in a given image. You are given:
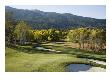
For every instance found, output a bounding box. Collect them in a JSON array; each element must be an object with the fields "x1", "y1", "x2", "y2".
[{"x1": 5, "y1": 42, "x2": 106, "y2": 72}]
